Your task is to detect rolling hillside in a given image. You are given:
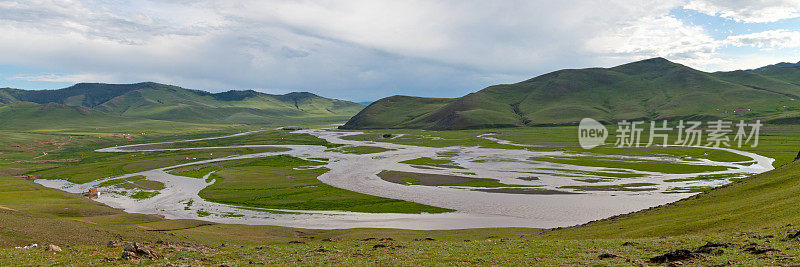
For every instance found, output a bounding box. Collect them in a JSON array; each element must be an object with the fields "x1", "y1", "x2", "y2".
[
  {"x1": 0, "y1": 82, "x2": 364, "y2": 125},
  {"x1": 341, "y1": 58, "x2": 800, "y2": 130},
  {"x1": 0, "y1": 102, "x2": 231, "y2": 132}
]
